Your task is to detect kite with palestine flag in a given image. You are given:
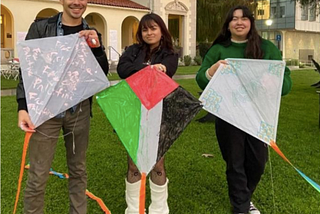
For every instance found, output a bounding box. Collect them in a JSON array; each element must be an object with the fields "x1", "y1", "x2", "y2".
[
  {"x1": 199, "y1": 58, "x2": 320, "y2": 193},
  {"x1": 96, "y1": 65, "x2": 202, "y2": 213},
  {"x1": 14, "y1": 34, "x2": 111, "y2": 213}
]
